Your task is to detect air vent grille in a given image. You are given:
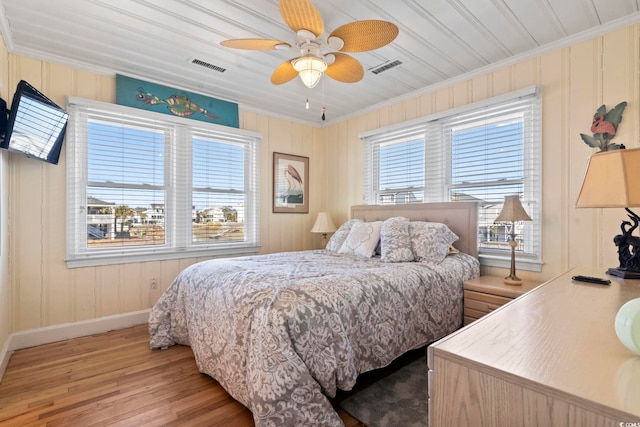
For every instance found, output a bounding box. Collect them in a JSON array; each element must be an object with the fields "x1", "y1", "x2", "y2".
[
  {"x1": 191, "y1": 58, "x2": 226, "y2": 73},
  {"x1": 369, "y1": 59, "x2": 403, "y2": 75}
]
